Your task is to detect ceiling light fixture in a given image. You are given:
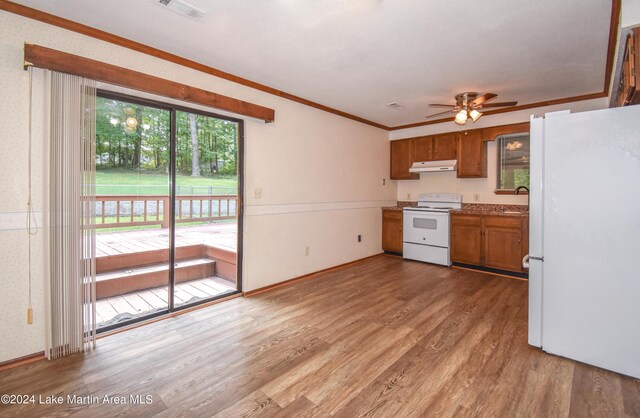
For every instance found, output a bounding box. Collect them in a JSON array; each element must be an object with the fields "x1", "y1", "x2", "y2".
[
  {"x1": 469, "y1": 109, "x2": 482, "y2": 122},
  {"x1": 426, "y1": 92, "x2": 518, "y2": 126},
  {"x1": 454, "y1": 110, "x2": 468, "y2": 125}
]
